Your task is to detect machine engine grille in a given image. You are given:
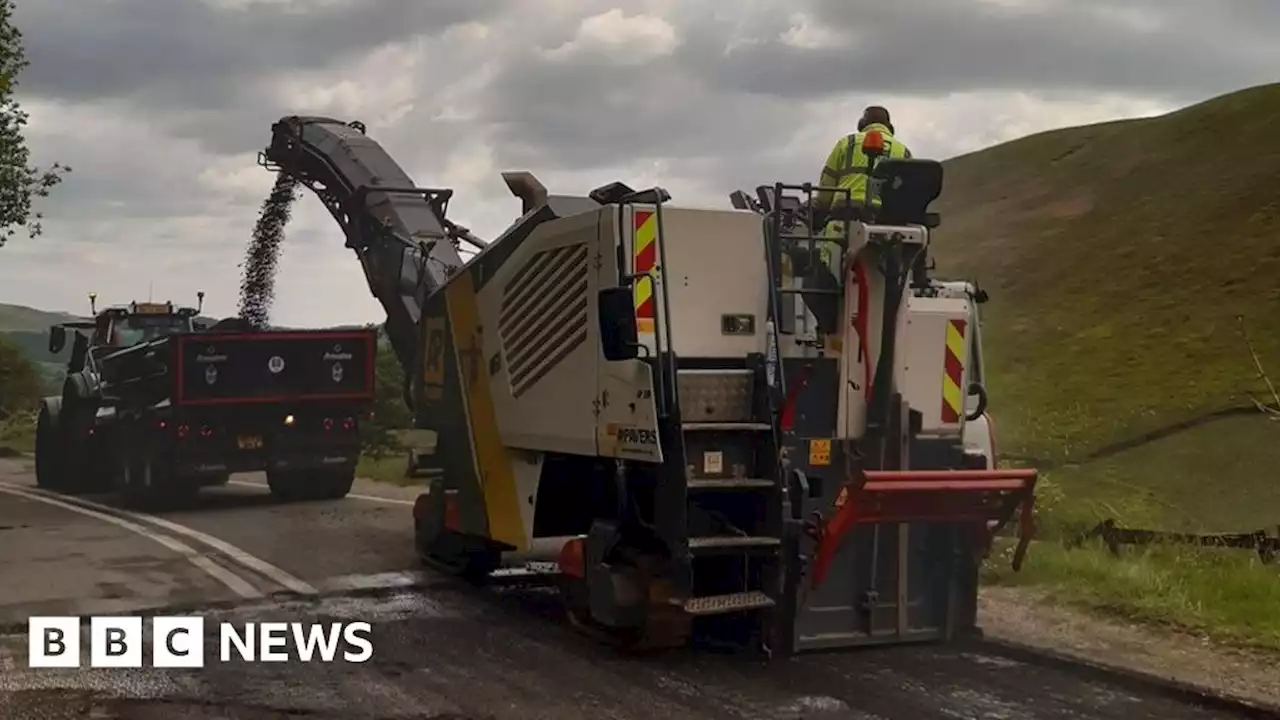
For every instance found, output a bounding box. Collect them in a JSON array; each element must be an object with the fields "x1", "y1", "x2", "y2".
[{"x1": 498, "y1": 243, "x2": 590, "y2": 398}]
